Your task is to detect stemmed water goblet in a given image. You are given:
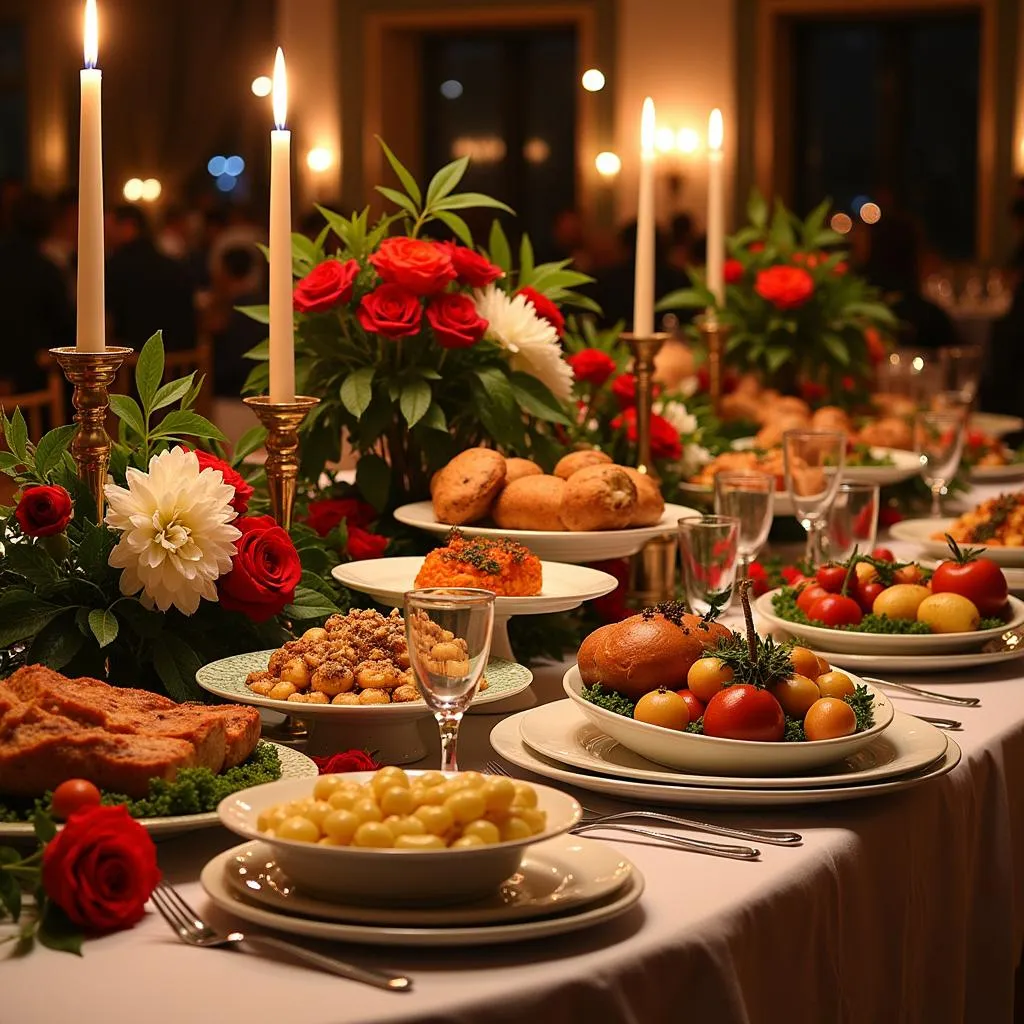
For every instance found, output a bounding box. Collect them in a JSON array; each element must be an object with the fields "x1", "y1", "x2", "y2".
[
  {"x1": 825, "y1": 483, "x2": 880, "y2": 563},
  {"x1": 713, "y1": 471, "x2": 774, "y2": 582},
  {"x1": 782, "y1": 430, "x2": 846, "y2": 567},
  {"x1": 678, "y1": 514, "x2": 740, "y2": 615},
  {"x1": 915, "y1": 410, "x2": 966, "y2": 518},
  {"x1": 404, "y1": 587, "x2": 495, "y2": 773}
]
